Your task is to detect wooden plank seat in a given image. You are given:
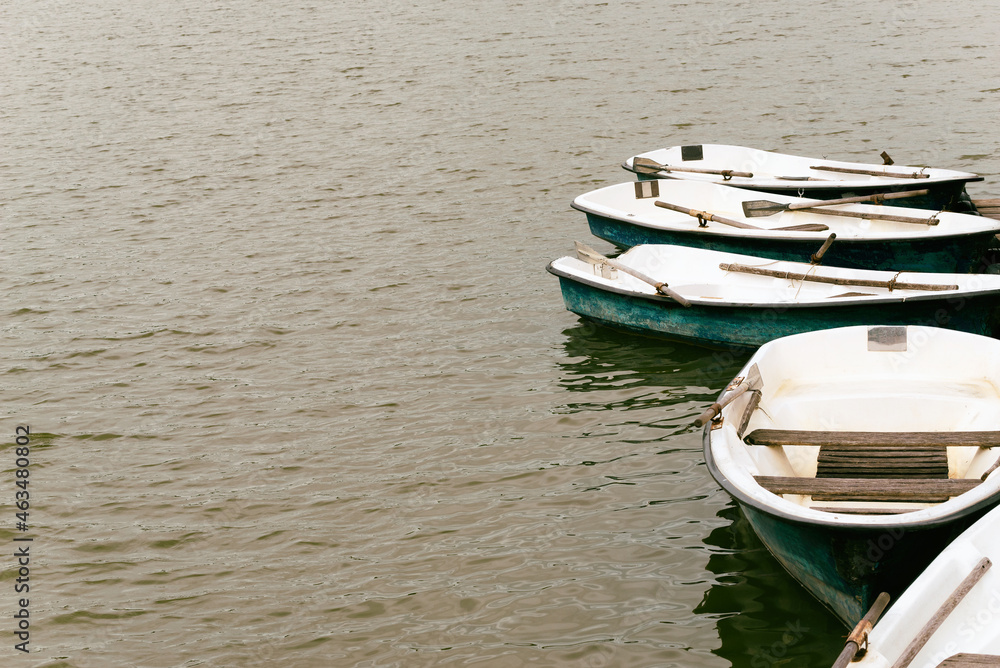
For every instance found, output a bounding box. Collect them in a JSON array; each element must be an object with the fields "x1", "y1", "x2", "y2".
[
  {"x1": 808, "y1": 506, "x2": 918, "y2": 515},
  {"x1": 817, "y1": 446, "x2": 948, "y2": 479},
  {"x1": 745, "y1": 429, "x2": 999, "y2": 481},
  {"x1": 754, "y1": 476, "x2": 981, "y2": 502},
  {"x1": 936, "y1": 654, "x2": 1000, "y2": 667},
  {"x1": 744, "y1": 430, "x2": 1000, "y2": 448}
]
